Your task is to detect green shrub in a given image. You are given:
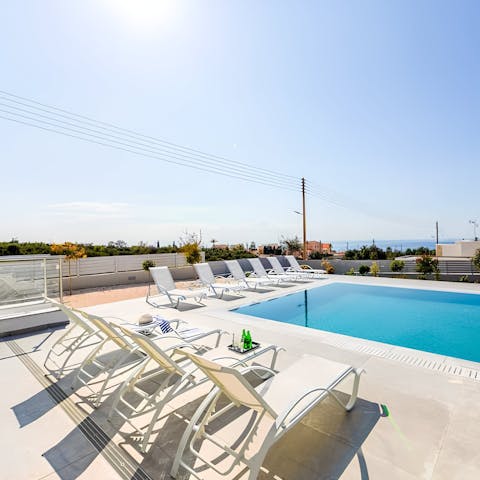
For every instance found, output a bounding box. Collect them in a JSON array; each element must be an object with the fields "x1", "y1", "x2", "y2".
[
  {"x1": 358, "y1": 265, "x2": 370, "y2": 275},
  {"x1": 142, "y1": 260, "x2": 156, "y2": 271},
  {"x1": 321, "y1": 260, "x2": 335, "y2": 274},
  {"x1": 390, "y1": 260, "x2": 405, "y2": 272},
  {"x1": 180, "y1": 243, "x2": 202, "y2": 264},
  {"x1": 345, "y1": 267, "x2": 355, "y2": 275},
  {"x1": 416, "y1": 255, "x2": 439, "y2": 280},
  {"x1": 459, "y1": 275, "x2": 471, "y2": 283},
  {"x1": 370, "y1": 262, "x2": 380, "y2": 277}
]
